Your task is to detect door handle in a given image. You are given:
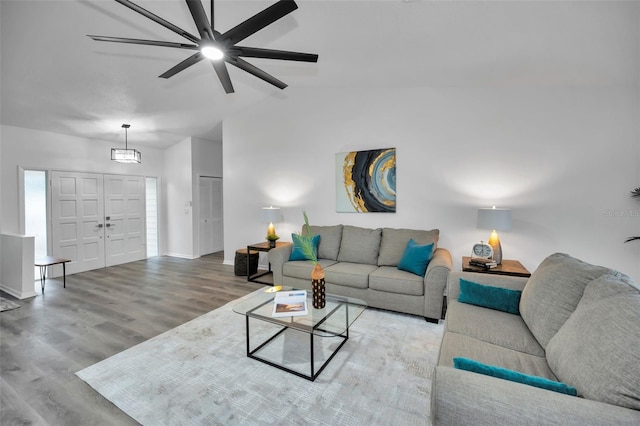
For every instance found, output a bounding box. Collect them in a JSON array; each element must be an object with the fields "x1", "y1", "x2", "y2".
[
  {"x1": 96, "y1": 224, "x2": 104, "y2": 228},
  {"x1": 106, "y1": 223, "x2": 114, "y2": 228}
]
